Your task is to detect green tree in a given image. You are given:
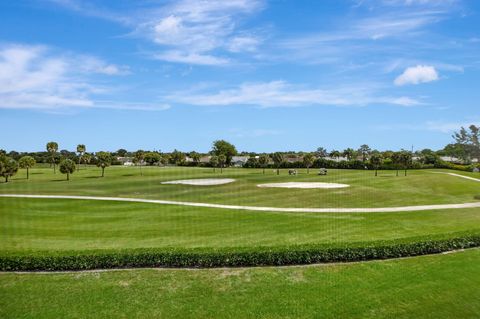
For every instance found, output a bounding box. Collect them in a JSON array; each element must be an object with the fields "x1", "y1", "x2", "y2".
[
  {"x1": 144, "y1": 152, "x2": 161, "y2": 166},
  {"x1": 452, "y1": 125, "x2": 480, "y2": 162},
  {"x1": 18, "y1": 156, "x2": 36, "y2": 179},
  {"x1": 211, "y1": 140, "x2": 237, "y2": 165},
  {"x1": 190, "y1": 151, "x2": 201, "y2": 165},
  {"x1": 329, "y1": 150, "x2": 341, "y2": 160},
  {"x1": 218, "y1": 154, "x2": 226, "y2": 173},
  {"x1": 303, "y1": 153, "x2": 315, "y2": 174},
  {"x1": 76, "y1": 144, "x2": 86, "y2": 171},
  {"x1": 82, "y1": 153, "x2": 92, "y2": 168},
  {"x1": 316, "y1": 147, "x2": 328, "y2": 158},
  {"x1": 358, "y1": 144, "x2": 371, "y2": 162},
  {"x1": 258, "y1": 154, "x2": 270, "y2": 174},
  {"x1": 46, "y1": 141, "x2": 58, "y2": 173},
  {"x1": 96, "y1": 152, "x2": 112, "y2": 177},
  {"x1": 116, "y1": 149, "x2": 128, "y2": 157},
  {"x1": 59, "y1": 159, "x2": 76, "y2": 181},
  {"x1": 133, "y1": 150, "x2": 145, "y2": 175},
  {"x1": 342, "y1": 148, "x2": 356, "y2": 161},
  {"x1": 369, "y1": 153, "x2": 383, "y2": 177},
  {"x1": 209, "y1": 155, "x2": 219, "y2": 173},
  {"x1": 272, "y1": 152, "x2": 284, "y2": 175},
  {"x1": 0, "y1": 157, "x2": 18, "y2": 182},
  {"x1": 170, "y1": 149, "x2": 186, "y2": 165},
  {"x1": 391, "y1": 152, "x2": 401, "y2": 176},
  {"x1": 399, "y1": 150, "x2": 413, "y2": 176}
]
